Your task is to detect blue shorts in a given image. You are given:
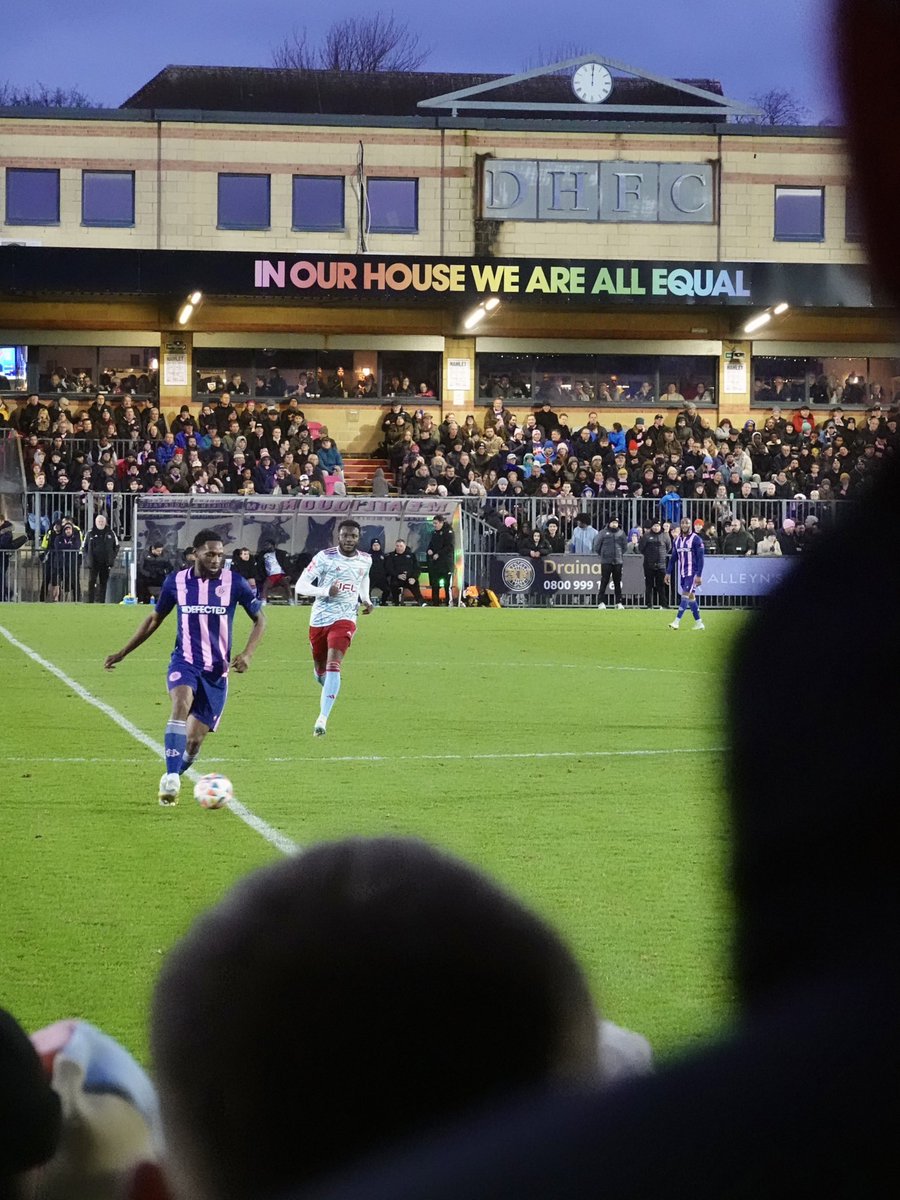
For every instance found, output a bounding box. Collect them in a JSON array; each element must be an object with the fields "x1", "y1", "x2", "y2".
[
  {"x1": 679, "y1": 576, "x2": 699, "y2": 596},
  {"x1": 166, "y1": 658, "x2": 227, "y2": 732}
]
